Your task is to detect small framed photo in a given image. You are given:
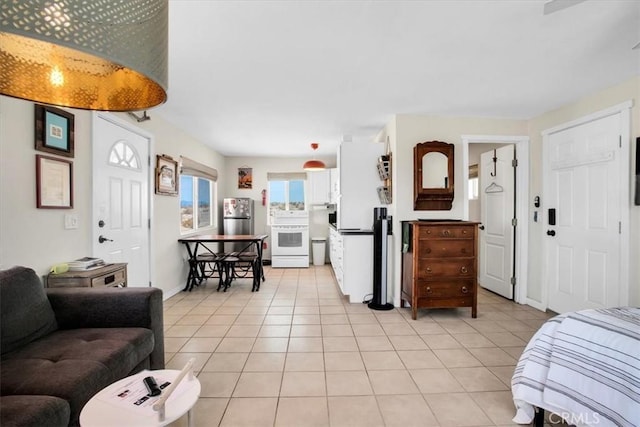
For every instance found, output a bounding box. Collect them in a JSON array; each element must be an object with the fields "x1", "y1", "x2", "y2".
[
  {"x1": 36, "y1": 154, "x2": 73, "y2": 209},
  {"x1": 35, "y1": 104, "x2": 75, "y2": 158},
  {"x1": 238, "y1": 167, "x2": 252, "y2": 189},
  {"x1": 155, "y1": 154, "x2": 179, "y2": 196}
]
